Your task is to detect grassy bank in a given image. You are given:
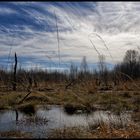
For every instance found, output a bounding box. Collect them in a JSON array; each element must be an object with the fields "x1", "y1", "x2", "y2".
[{"x1": 0, "y1": 84, "x2": 139, "y2": 114}]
